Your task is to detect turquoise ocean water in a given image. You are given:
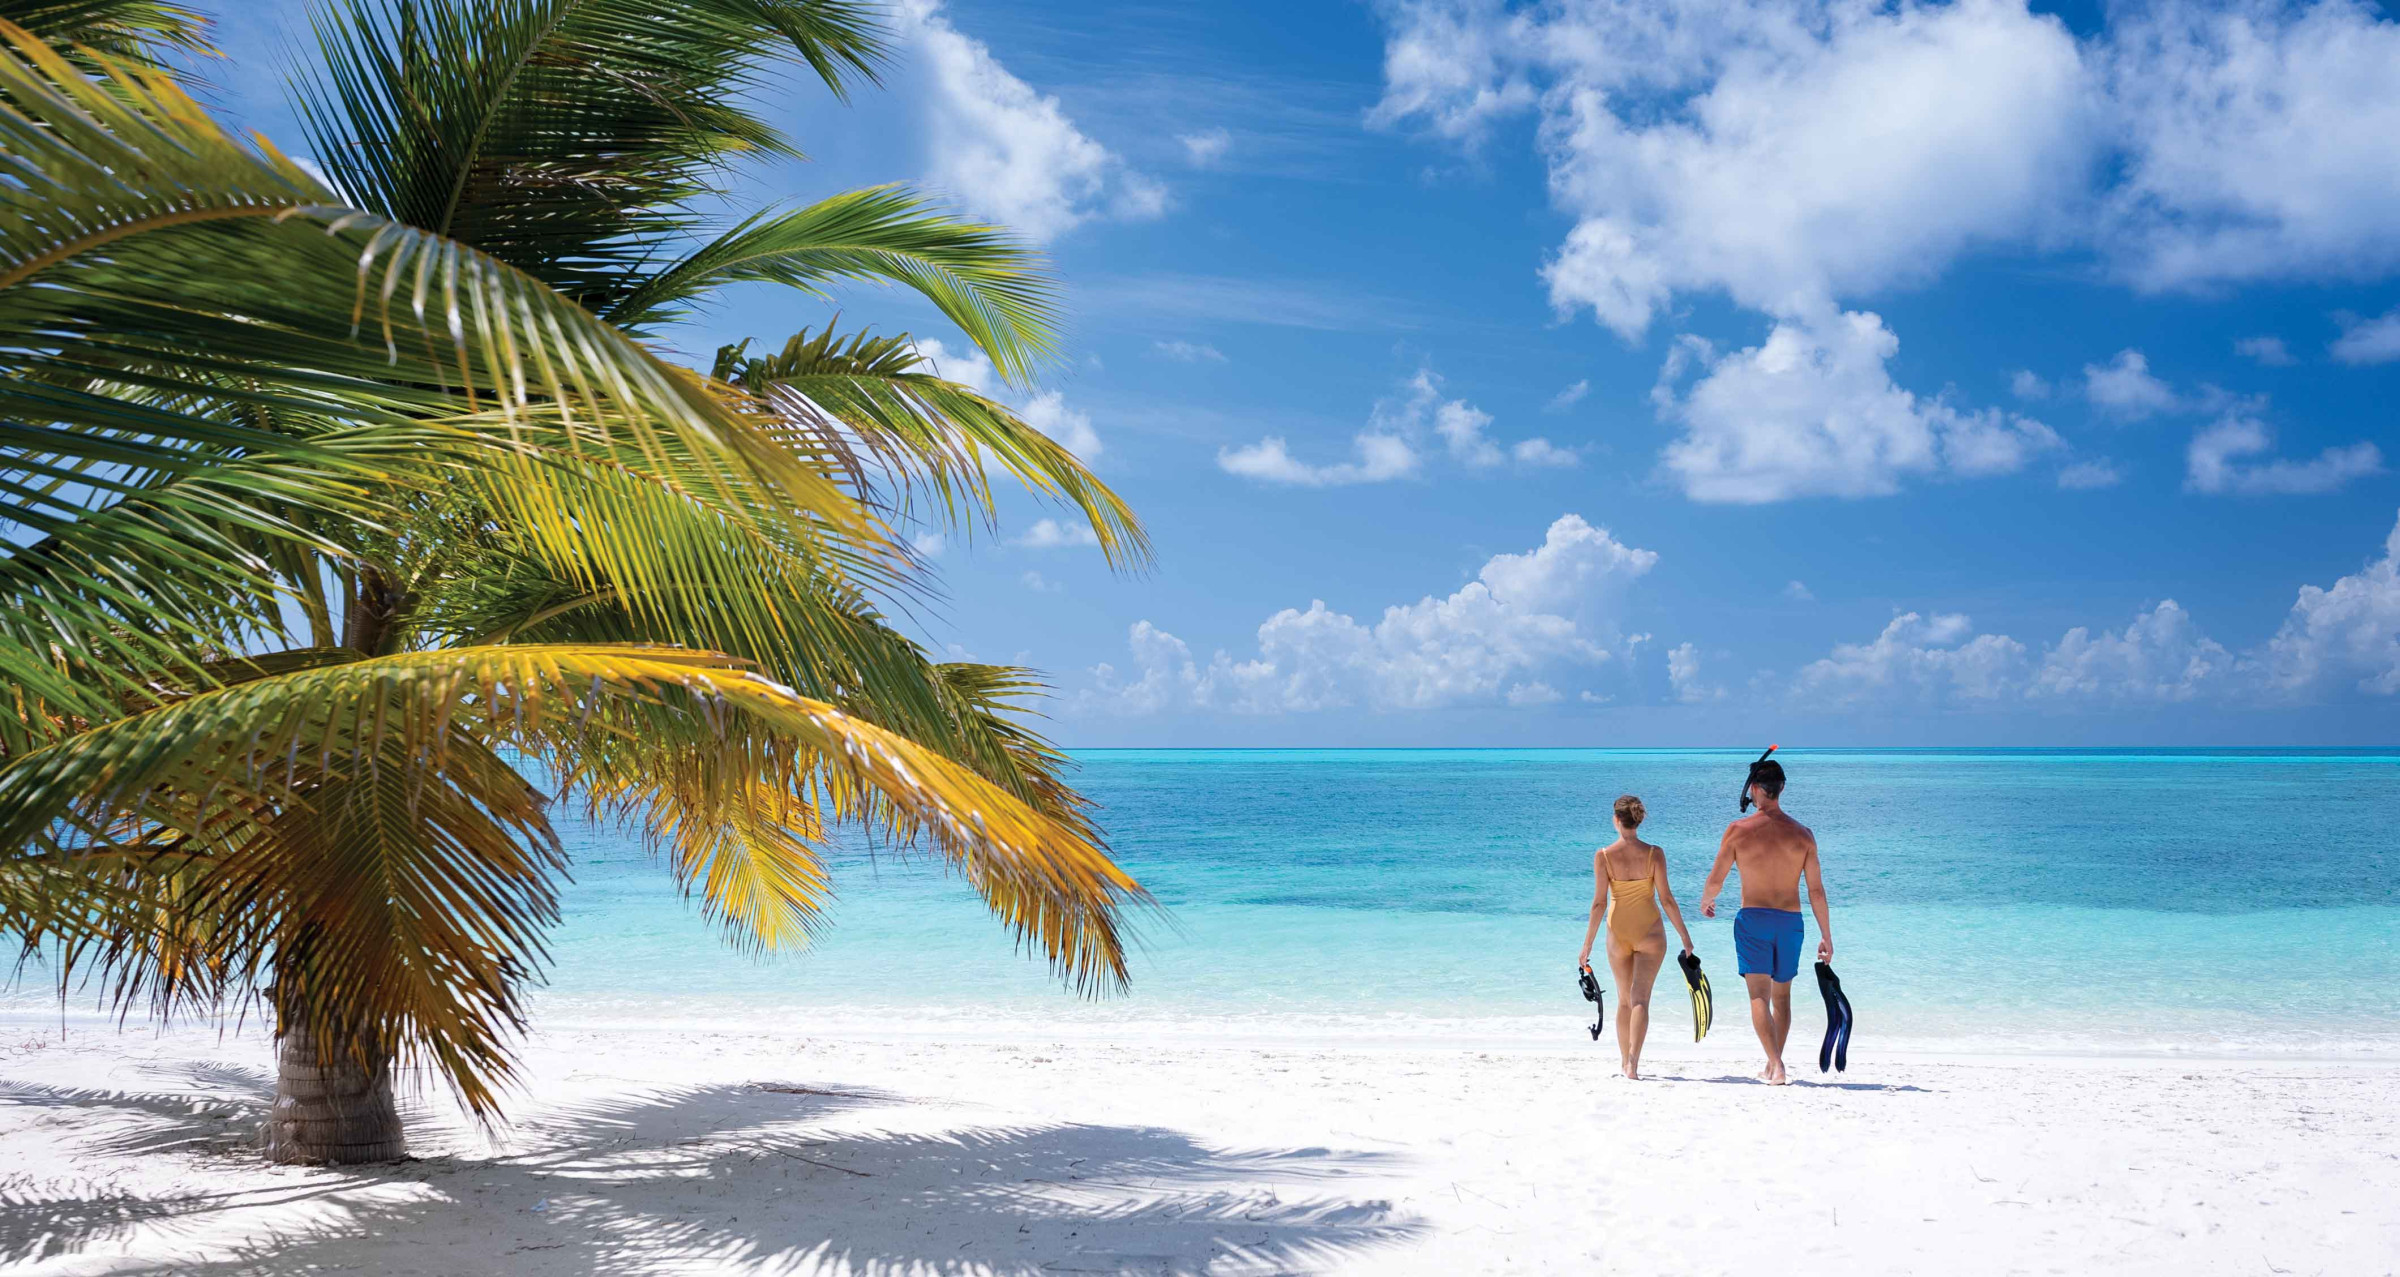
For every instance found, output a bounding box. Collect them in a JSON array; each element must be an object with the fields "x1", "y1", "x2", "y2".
[{"x1": 521, "y1": 748, "x2": 2400, "y2": 1058}]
